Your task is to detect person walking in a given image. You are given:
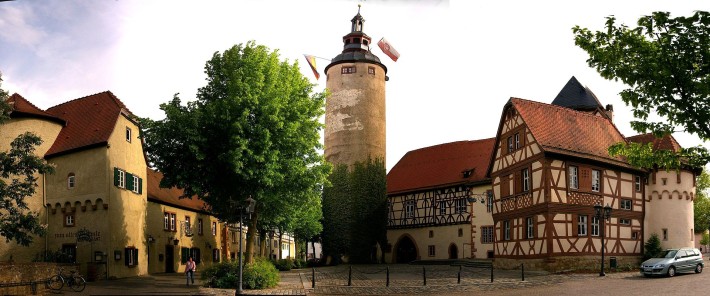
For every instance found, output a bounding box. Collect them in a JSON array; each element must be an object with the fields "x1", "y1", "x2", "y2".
[{"x1": 185, "y1": 257, "x2": 196, "y2": 286}]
